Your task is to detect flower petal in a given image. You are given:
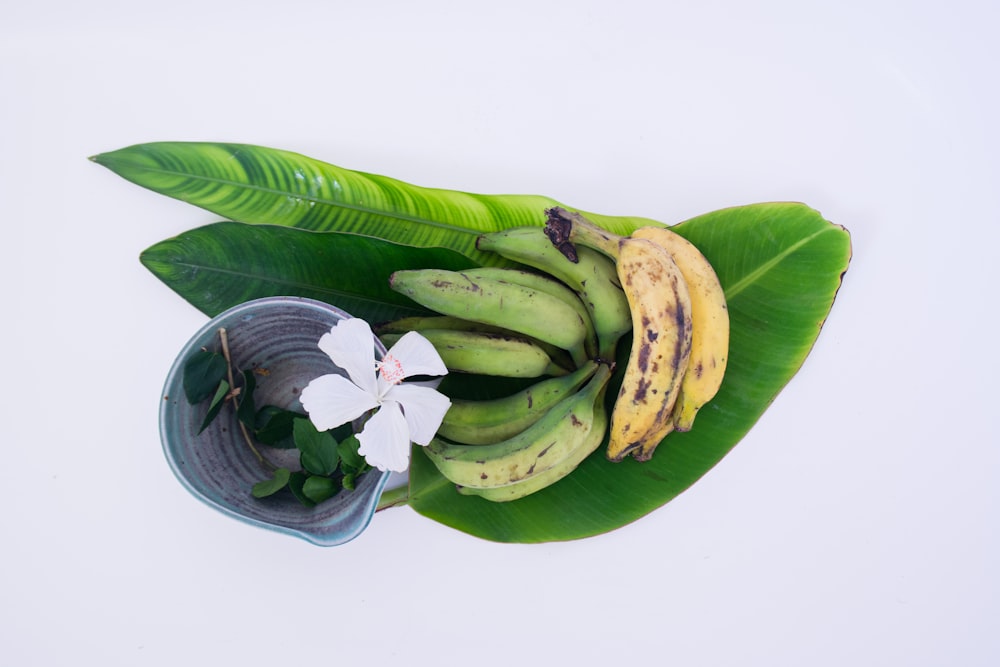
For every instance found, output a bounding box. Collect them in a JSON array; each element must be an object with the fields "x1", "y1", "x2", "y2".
[
  {"x1": 317, "y1": 318, "x2": 378, "y2": 396},
  {"x1": 385, "y1": 383, "x2": 452, "y2": 447},
  {"x1": 356, "y1": 401, "x2": 411, "y2": 473},
  {"x1": 404, "y1": 377, "x2": 445, "y2": 390},
  {"x1": 377, "y1": 330, "x2": 448, "y2": 394},
  {"x1": 299, "y1": 373, "x2": 378, "y2": 432}
]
